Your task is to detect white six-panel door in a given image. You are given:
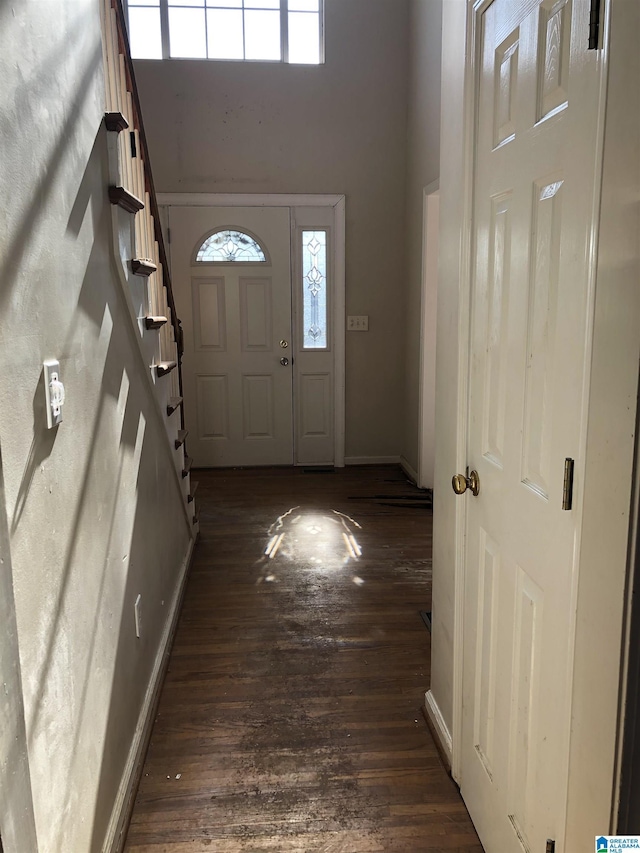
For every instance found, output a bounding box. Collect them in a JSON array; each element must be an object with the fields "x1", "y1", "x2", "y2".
[{"x1": 461, "y1": 0, "x2": 605, "y2": 850}]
